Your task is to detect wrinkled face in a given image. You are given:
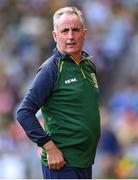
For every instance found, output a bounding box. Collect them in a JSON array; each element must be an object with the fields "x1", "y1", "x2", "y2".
[{"x1": 52, "y1": 13, "x2": 86, "y2": 59}]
